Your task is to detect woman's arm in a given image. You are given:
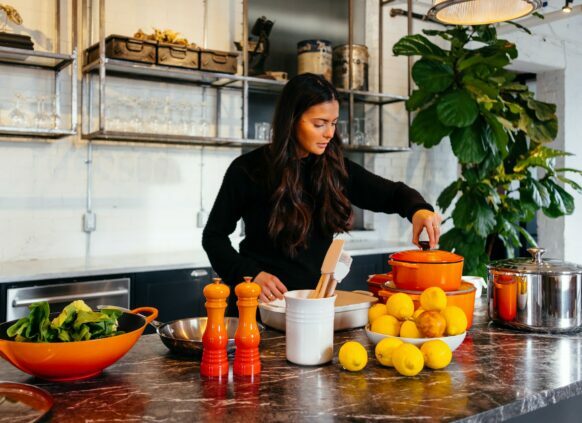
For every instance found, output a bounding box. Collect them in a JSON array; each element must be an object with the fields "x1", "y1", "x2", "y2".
[
  {"x1": 202, "y1": 163, "x2": 262, "y2": 285},
  {"x1": 345, "y1": 159, "x2": 441, "y2": 247}
]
